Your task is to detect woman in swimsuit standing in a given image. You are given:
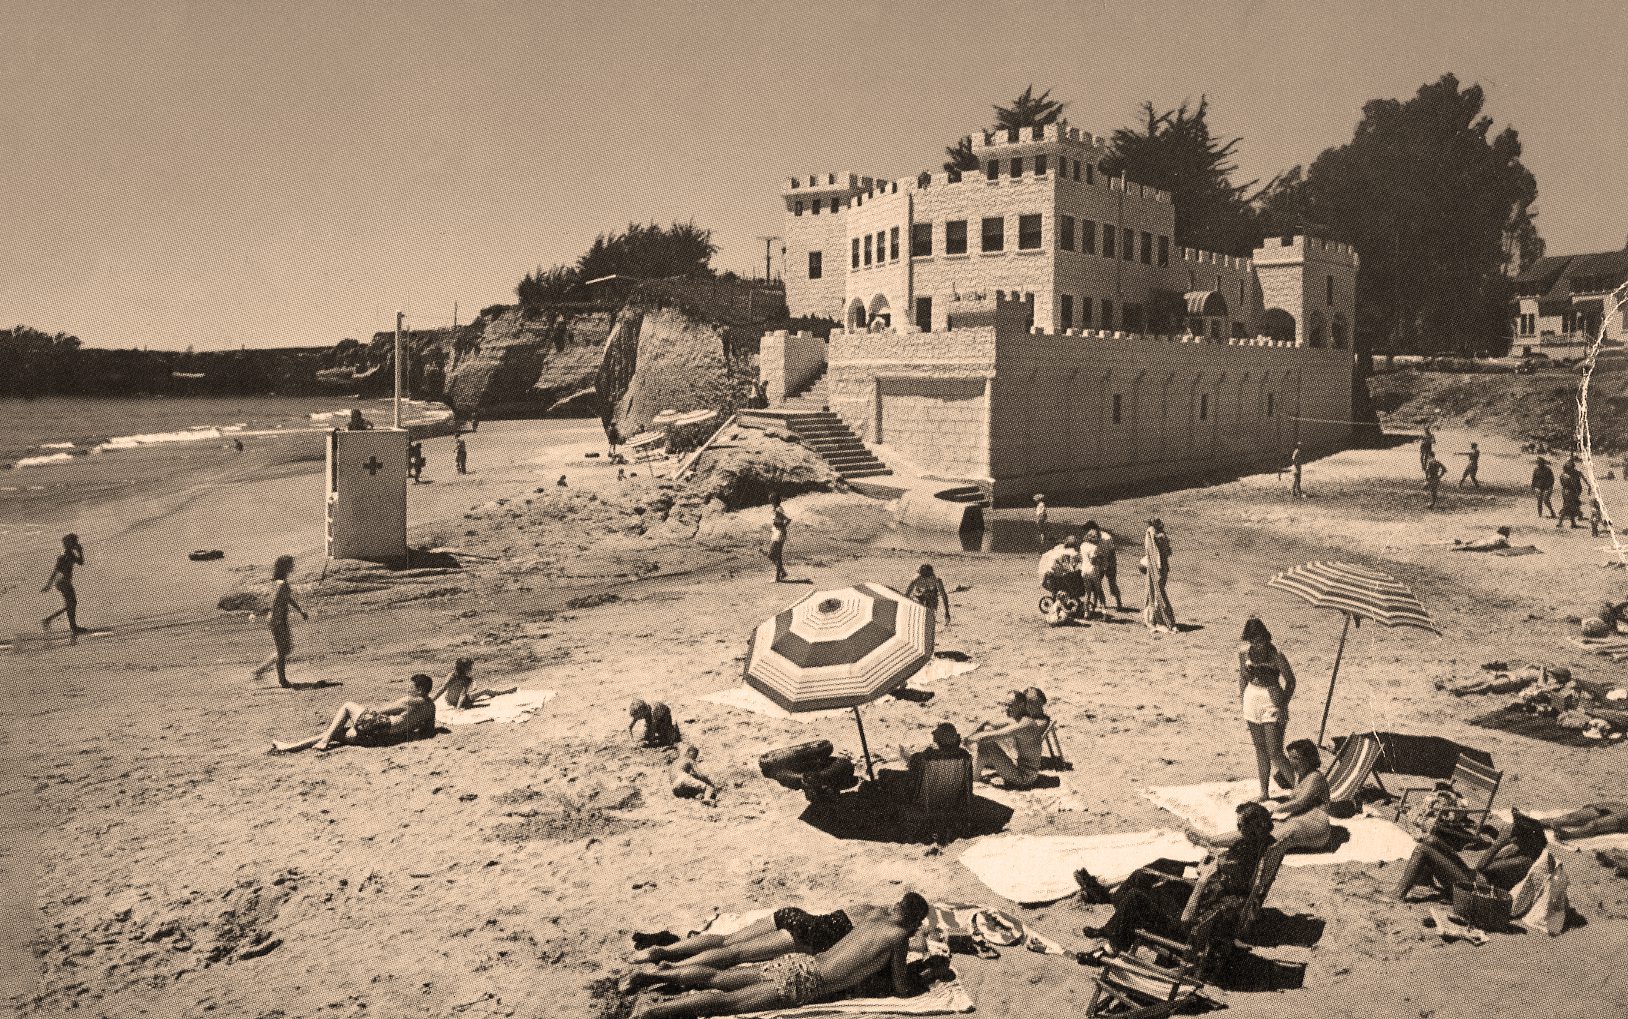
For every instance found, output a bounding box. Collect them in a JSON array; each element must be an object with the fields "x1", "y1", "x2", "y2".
[
  {"x1": 41, "y1": 533, "x2": 85, "y2": 636},
  {"x1": 1238, "y1": 617, "x2": 1296, "y2": 801}
]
